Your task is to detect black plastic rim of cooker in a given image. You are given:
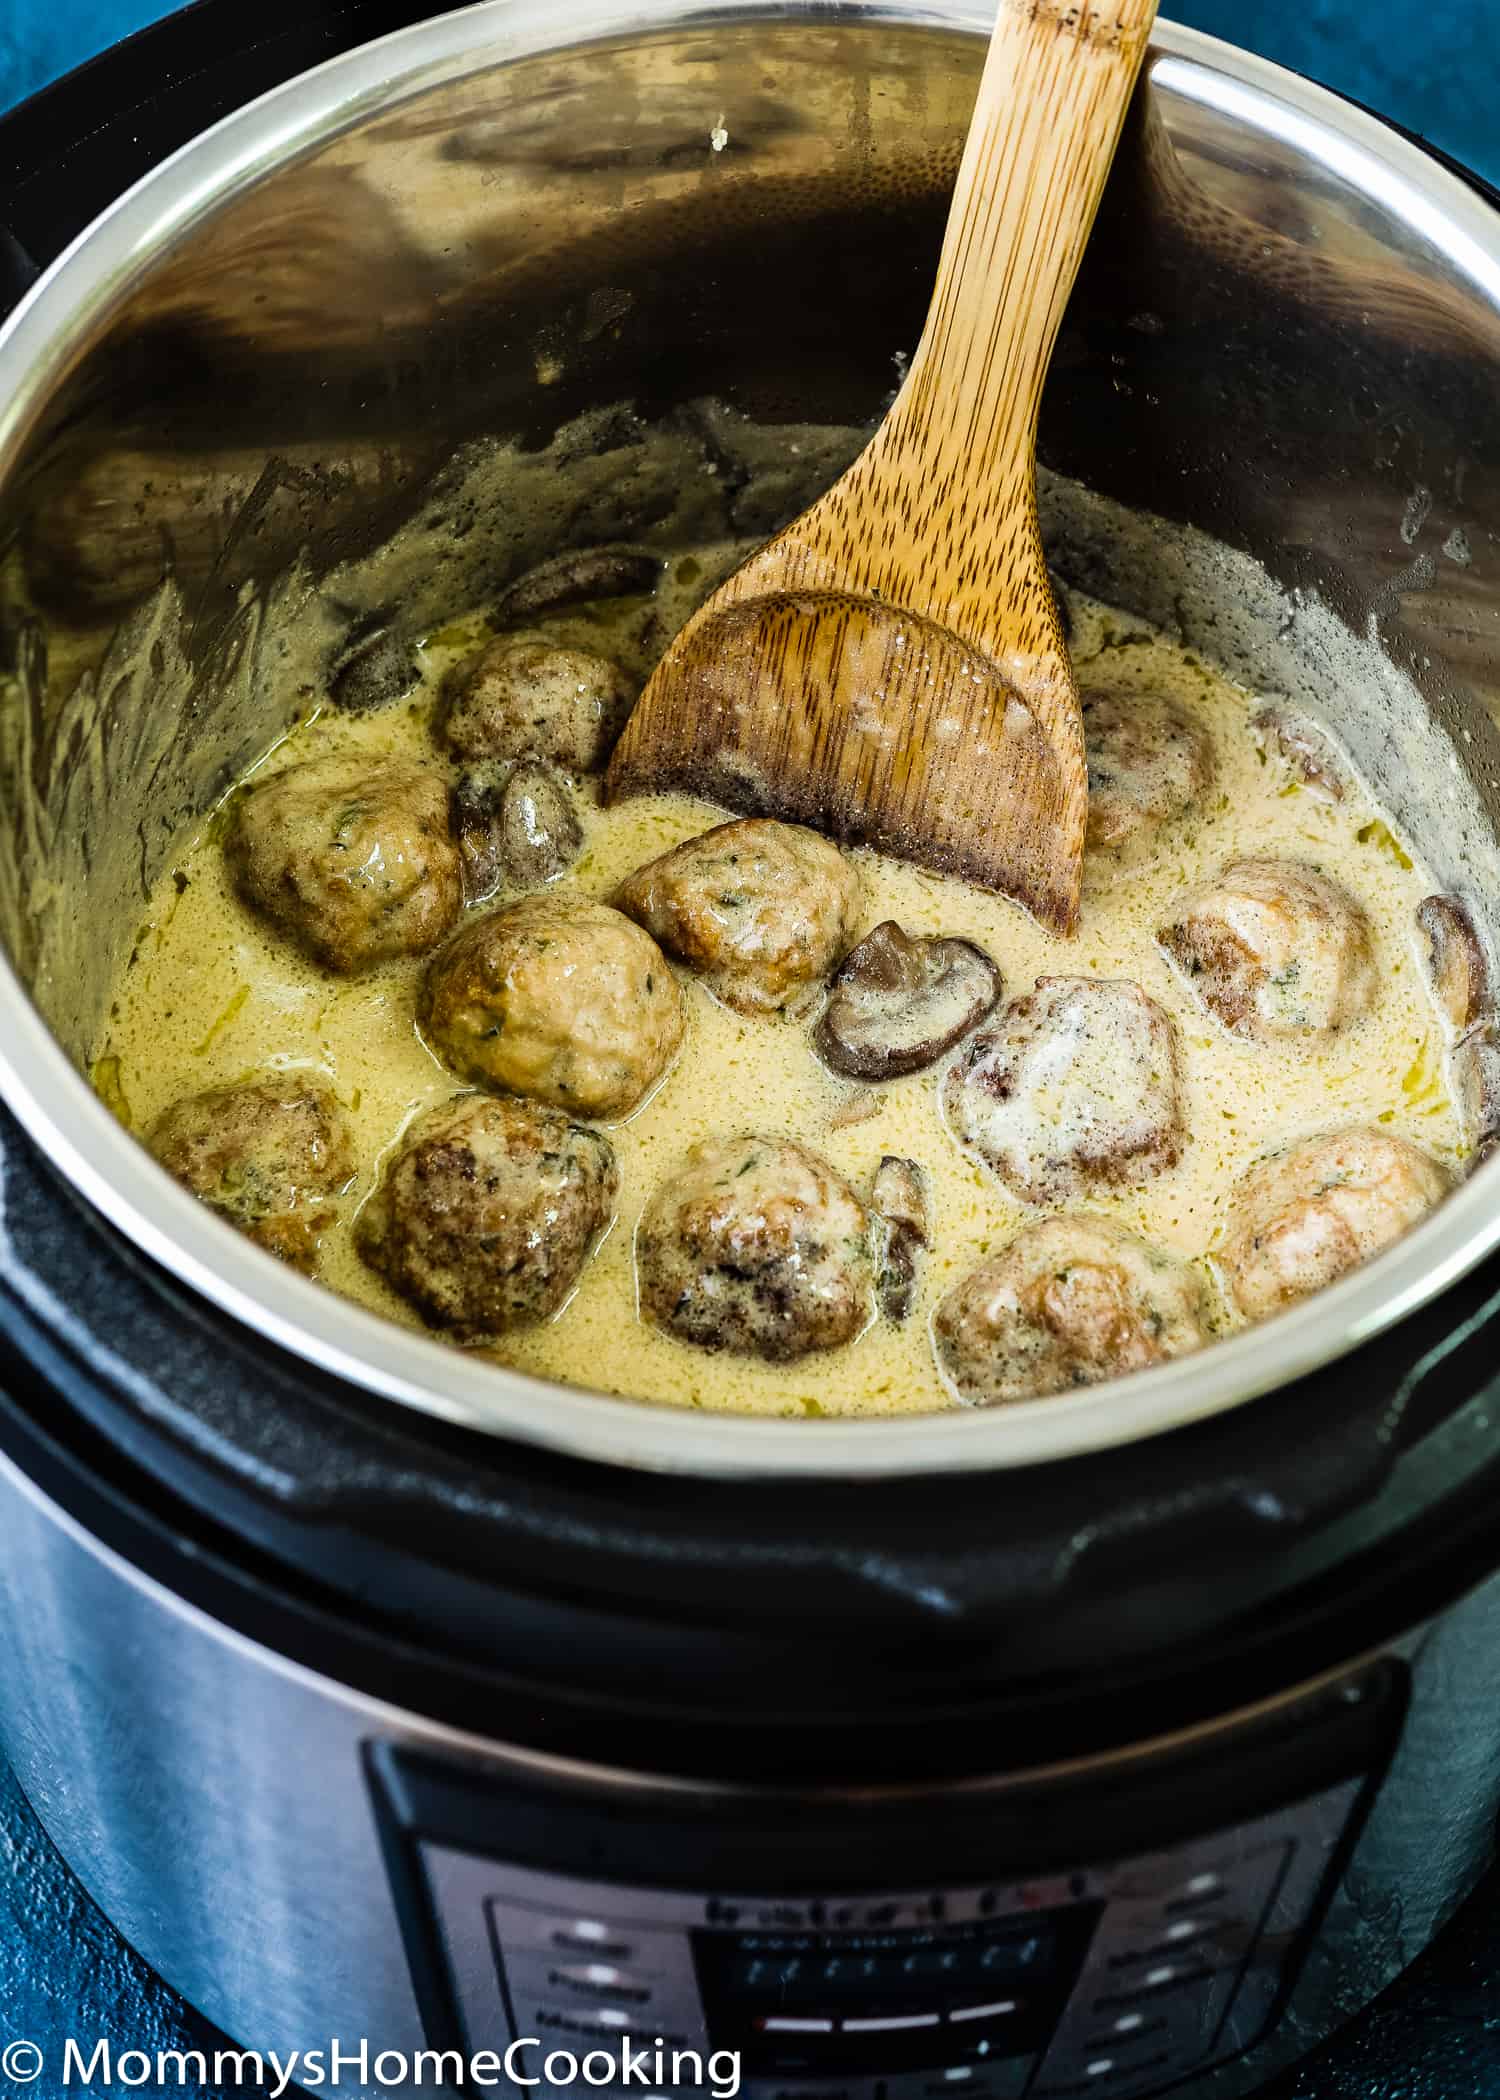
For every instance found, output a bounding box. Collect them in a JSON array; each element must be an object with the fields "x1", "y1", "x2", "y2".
[{"x1": 2, "y1": 1, "x2": 1500, "y2": 1792}]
